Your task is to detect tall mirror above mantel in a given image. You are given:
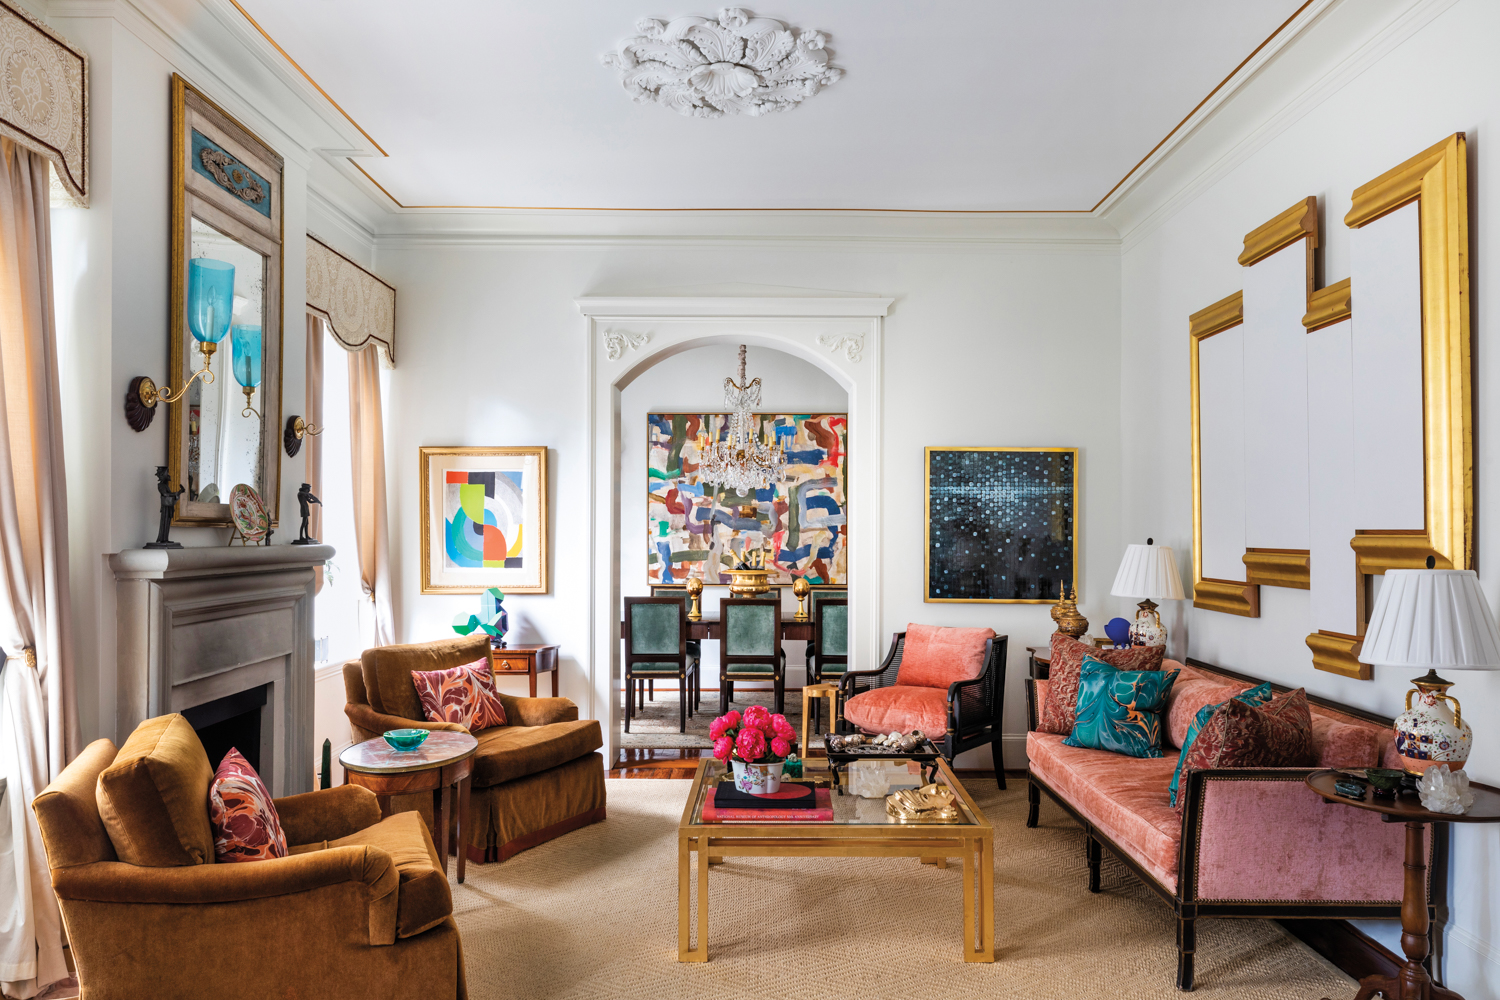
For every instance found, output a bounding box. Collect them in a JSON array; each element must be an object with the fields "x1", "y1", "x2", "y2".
[{"x1": 167, "y1": 73, "x2": 284, "y2": 527}]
